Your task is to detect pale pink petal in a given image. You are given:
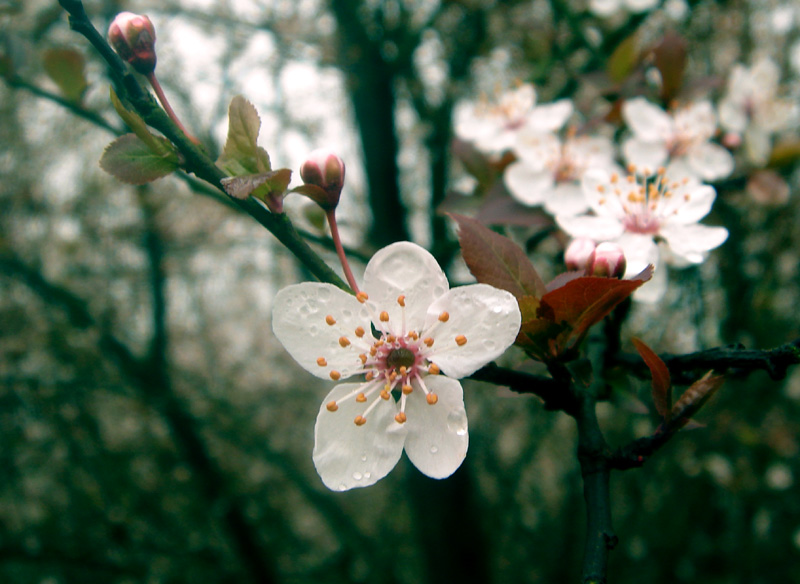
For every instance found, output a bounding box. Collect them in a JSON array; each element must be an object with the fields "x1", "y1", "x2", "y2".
[
  {"x1": 423, "y1": 284, "x2": 521, "y2": 379},
  {"x1": 718, "y1": 97, "x2": 748, "y2": 133},
  {"x1": 513, "y1": 132, "x2": 561, "y2": 167},
  {"x1": 272, "y1": 283, "x2": 371, "y2": 380},
  {"x1": 623, "y1": 98, "x2": 674, "y2": 142},
  {"x1": 363, "y1": 242, "x2": 450, "y2": 332},
  {"x1": 543, "y1": 182, "x2": 590, "y2": 217},
  {"x1": 504, "y1": 161, "x2": 553, "y2": 206},
  {"x1": 623, "y1": 137, "x2": 669, "y2": 172},
  {"x1": 313, "y1": 383, "x2": 407, "y2": 491},
  {"x1": 663, "y1": 184, "x2": 717, "y2": 224},
  {"x1": 632, "y1": 259, "x2": 667, "y2": 303},
  {"x1": 687, "y1": 142, "x2": 734, "y2": 181},
  {"x1": 590, "y1": 0, "x2": 621, "y2": 16},
  {"x1": 582, "y1": 168, "x2": 626, "y2": 218},
  {"x1": 557, "y1": 214, "x2": 626, "y2": 241},
  {"x1": 403, "y1": 376, "x2": 468, "y2": 479},
  {"x1": 676, "y1": 101, "x2": 717, "y2": 141},
  {"x1": 625, "y1": 0, "x2": 659, "y2": 12},
  {"x1": 660, "y1": 224, "x2": 728, "y2": 263},
  {"x1": 526, "y1": 100, "x2": 574, "y2": 133},
  {"x1": 616, "y1": 232, "x2": 659, "y2": 276}
]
